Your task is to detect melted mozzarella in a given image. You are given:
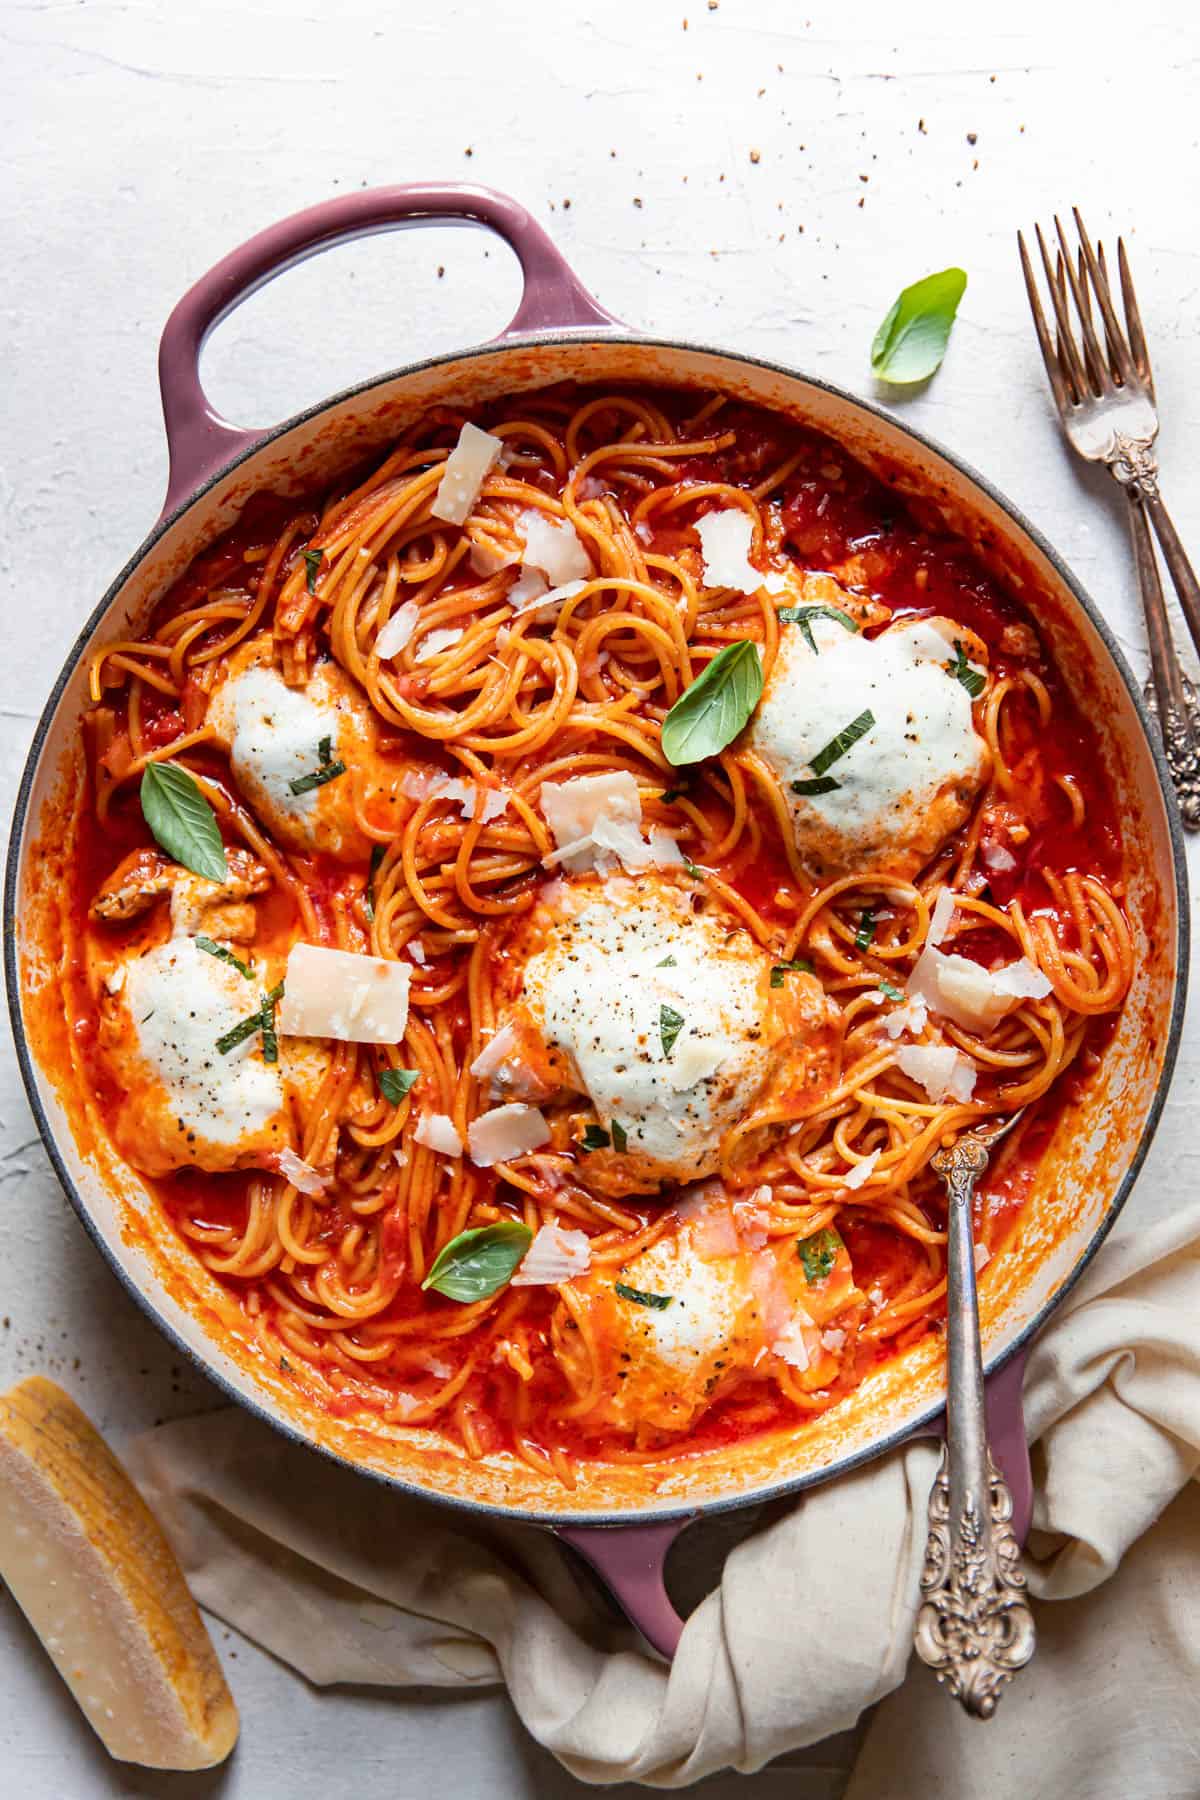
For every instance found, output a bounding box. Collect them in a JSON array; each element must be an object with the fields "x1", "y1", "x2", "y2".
[
  {"x1": 749, "y1": 613, "x2": 989, "y2": 879},
  {"x1": 120, "y1": 938, "x2": 285, "y2": 1169},
  {"x1": 516, "y1": 878, "x2": 832, "y2": 1191},
  {"x1": 207, "y1": 650, "x2": 376, "y2": 860}
]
